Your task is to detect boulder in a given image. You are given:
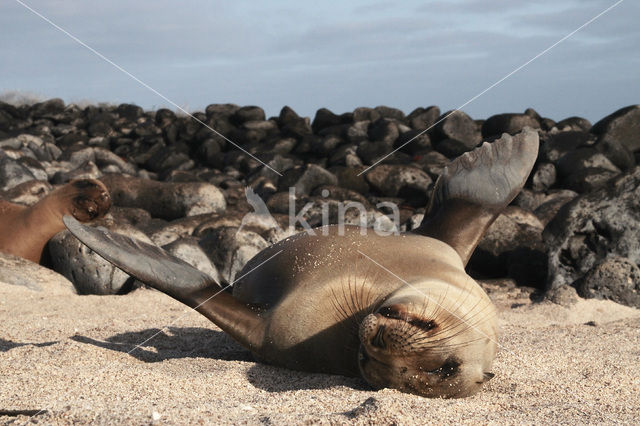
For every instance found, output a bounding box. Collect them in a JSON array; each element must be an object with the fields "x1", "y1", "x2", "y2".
[
  {"x1": 432, "y1": 110, "x2": 481, "y2": 152},
  {"x1": 101, "y1": 174, "x2": 226, "y2": 220},
  {"x1": 468, "y1": 207, "x2": 547, "y2": 287},
  {"x1": 278, "y1": 164, "x2": 338, "y2": 196},
  {"x1": 365, "y1": 164, "x2": 432, "y2": 206},
  {"x1": 574, "y1": 256, "x2": 640, "y2": 308},
  {"x1": 591, "y1": 105, "x2": 640, "y2": 153},
  {"x1": 481, "y1": 113, "x2": 540, "y2": 137},
  {"x1": 544, "y1": 167, "x2": 640, "y2": 307}
]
